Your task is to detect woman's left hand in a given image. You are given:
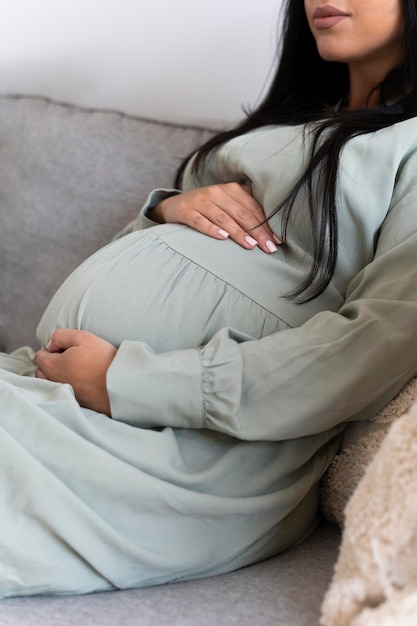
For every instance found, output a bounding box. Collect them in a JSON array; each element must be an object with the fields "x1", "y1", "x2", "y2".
[{"x1": 34, "y1": 329, "x2": 117, "y2": 416}]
